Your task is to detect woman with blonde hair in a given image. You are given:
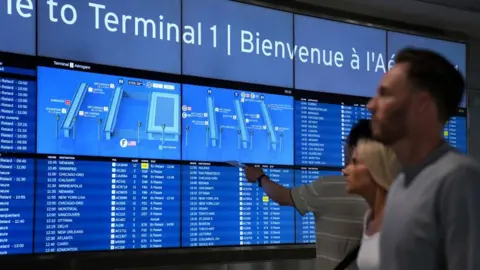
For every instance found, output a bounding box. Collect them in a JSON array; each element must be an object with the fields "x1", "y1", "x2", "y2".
[{"x1": 342, "y1": 139, "x2": 400, "y2": 270}]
